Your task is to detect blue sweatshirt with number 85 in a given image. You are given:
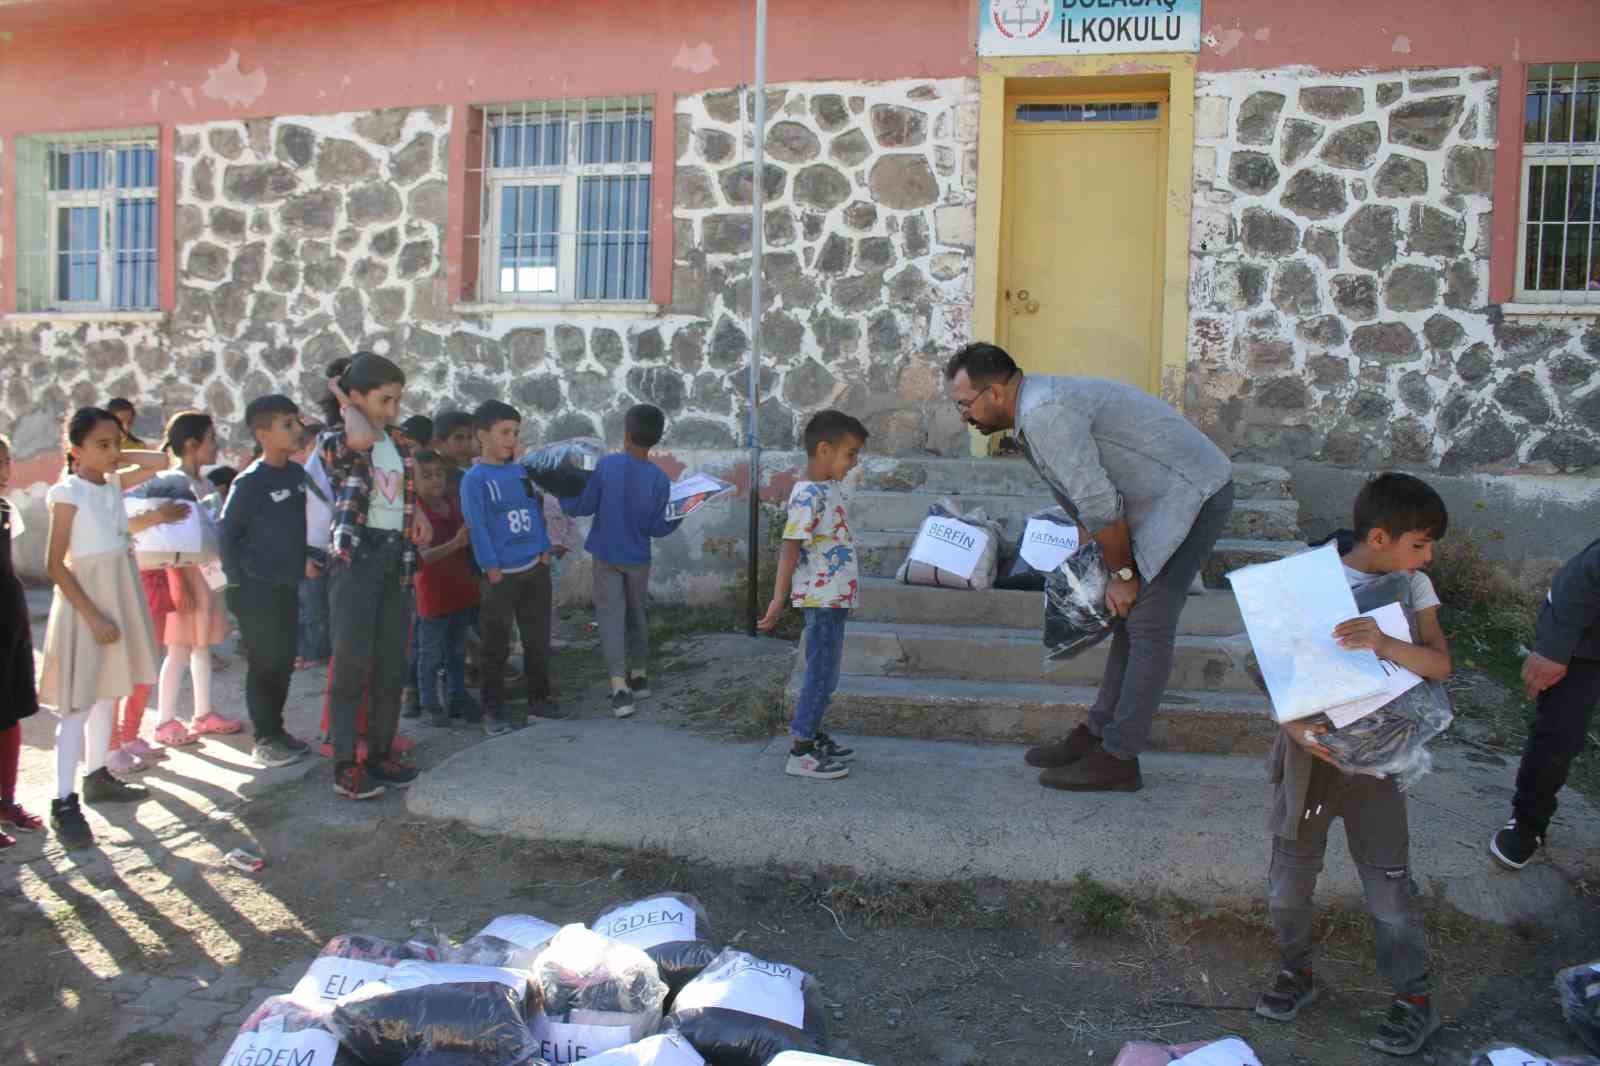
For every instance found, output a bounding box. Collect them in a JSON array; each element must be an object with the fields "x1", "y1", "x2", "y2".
[{"x1": 459, "y1": 462, "x2": 550, "y2": 573}]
